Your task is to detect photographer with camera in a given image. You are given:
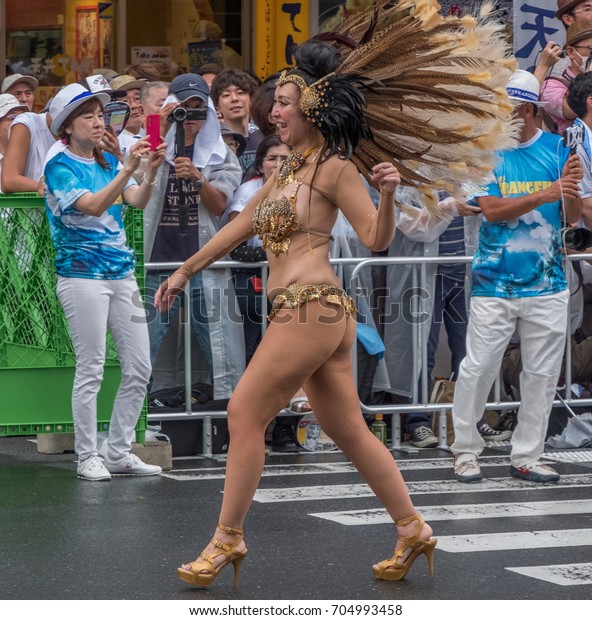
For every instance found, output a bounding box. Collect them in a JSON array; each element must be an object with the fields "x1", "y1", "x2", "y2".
[
  {"x1": 143, "y1": 74, "x2": 244, "y2": 401},
  {"x1": 541, "y1": 20, "x2": 592, "y2": 134},
  {"x1": 451, "y1": 70, "x2": 583, "y2": 485}
]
